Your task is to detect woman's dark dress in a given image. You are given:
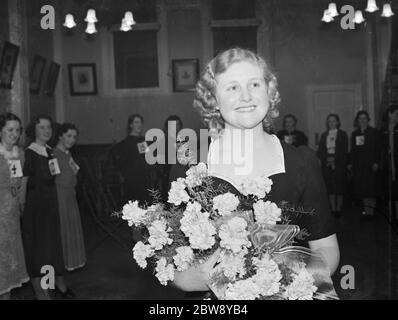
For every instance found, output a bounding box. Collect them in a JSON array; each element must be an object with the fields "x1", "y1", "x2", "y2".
[
  {"x1": 186, "y1": 142, "x2": 336, "y2": 299},
  {"x1": 350, "y1": 127, "x2": 381, "y2": 198},
  {"x1": 380, "y1": 124, "x2": 398, "y2": 201},
  {"x1": 22, "y1": 147, "x2": 65, "y2": 277},
  {"x1": 277, "y1": 130, "x2": 308, "y2": 147},
  {"x1": 317, "y1": 130, "x2": 348, "y2": 195},
  {"x1": 114, "y1": 135, "x2": 153, "y2": 204}
]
